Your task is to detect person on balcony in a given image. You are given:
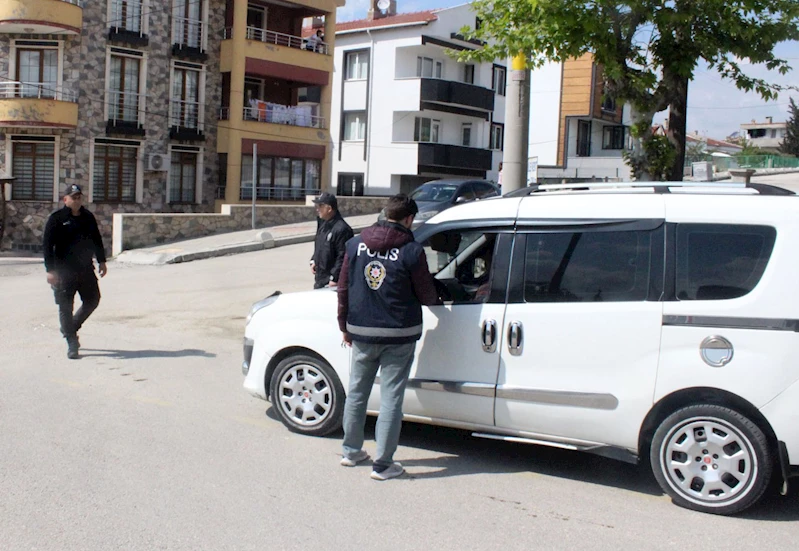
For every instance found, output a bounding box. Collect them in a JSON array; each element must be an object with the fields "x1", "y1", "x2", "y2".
[{"x1": 306, "y1": 29, "x2": 324, "y2": 52}]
